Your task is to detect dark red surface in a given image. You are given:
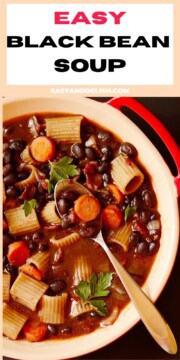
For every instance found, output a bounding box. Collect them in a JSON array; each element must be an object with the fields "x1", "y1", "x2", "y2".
[{"x1": 4, "y1": 97, "x2": 180, "y2": 360}]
